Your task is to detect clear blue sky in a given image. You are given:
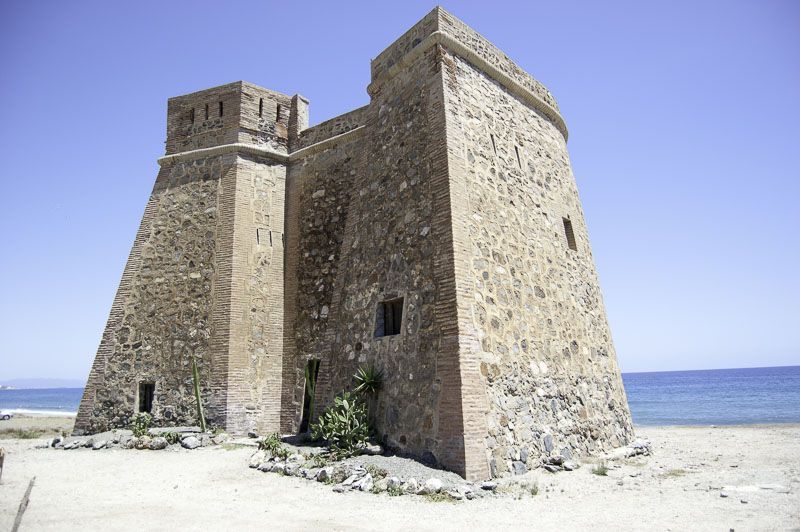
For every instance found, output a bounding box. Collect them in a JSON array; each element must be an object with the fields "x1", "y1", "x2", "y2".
[{"x1": 1, "y1": 0, "x2": 798, "y2": 381}]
